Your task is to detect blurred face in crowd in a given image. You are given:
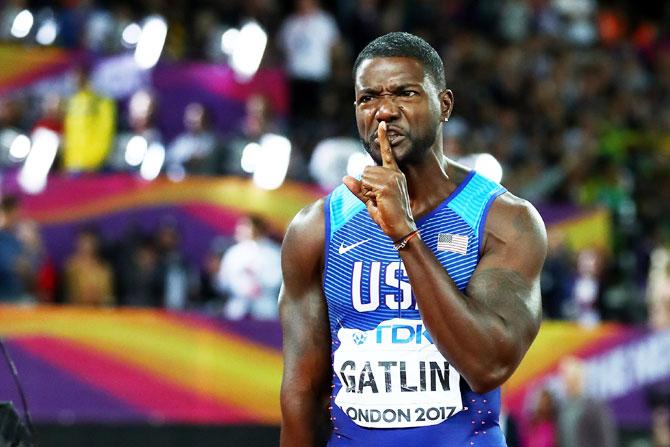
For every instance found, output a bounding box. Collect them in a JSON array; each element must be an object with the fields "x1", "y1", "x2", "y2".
[
  {"x1": 297, "y1": 0, "x2": 317, "y2": 14},
  {"x1": 354, "y1": 56, "x2": 452, "y2": 167},
  {"x1": 535, "y1": 389, "x2": 556, "y2": 421},
  {"x1": 129, "y1": 90, "x2": 155, "y2": 131},
  {"x1": 158, "y1": 225, "x2": 179, "y2": 250},
  {"x1": 560, "y1": 356, "x2": 586, "y2": 398},
  {"x1": 42, "y1": 94, "x2": 63, "y2": 120},
  {"x1": 0, "y1": 200, "x2": 20, "y2": 229},
  {"x1": 76, "y1": 232, "x2": 99, "y2": 257},
  {"x1": 244, "y1": 94, "x2": 271, "y2": 137},
  {"x1": 234, "y1": 217, "x2": 267, "y2": 242},
  {"x1": 184, "y1": 103, "x2": 207, "y2": 132}
]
